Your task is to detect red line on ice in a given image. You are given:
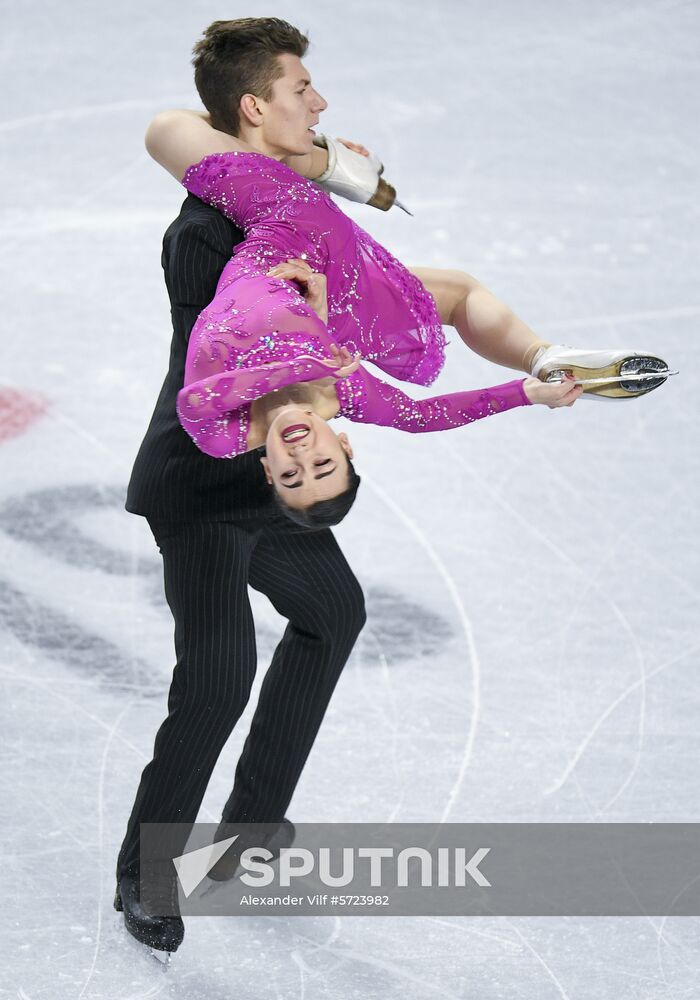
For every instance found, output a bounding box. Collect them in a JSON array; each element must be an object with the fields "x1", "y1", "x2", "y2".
[{"x1": 0, "y1": 388, "x2": 50, "y2": 443}]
